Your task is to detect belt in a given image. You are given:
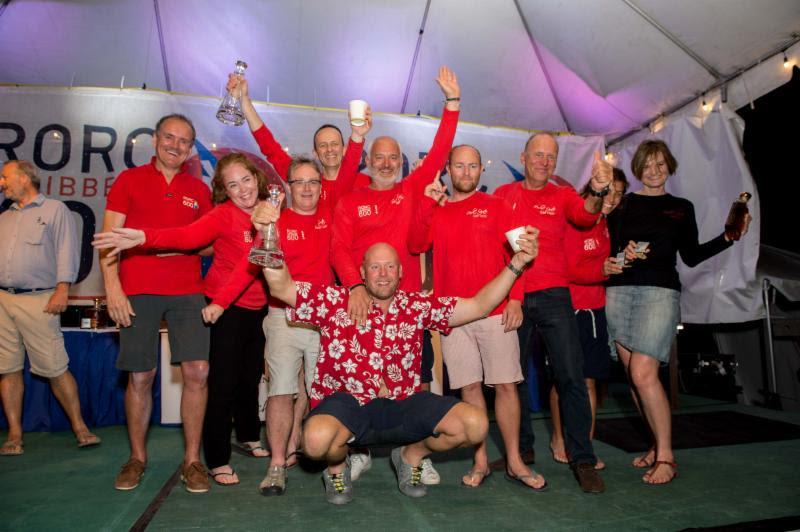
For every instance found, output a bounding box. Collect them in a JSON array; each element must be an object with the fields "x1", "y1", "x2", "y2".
[{"x1": 0, "y1": 286, "x2": 54, "y2": 294}]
